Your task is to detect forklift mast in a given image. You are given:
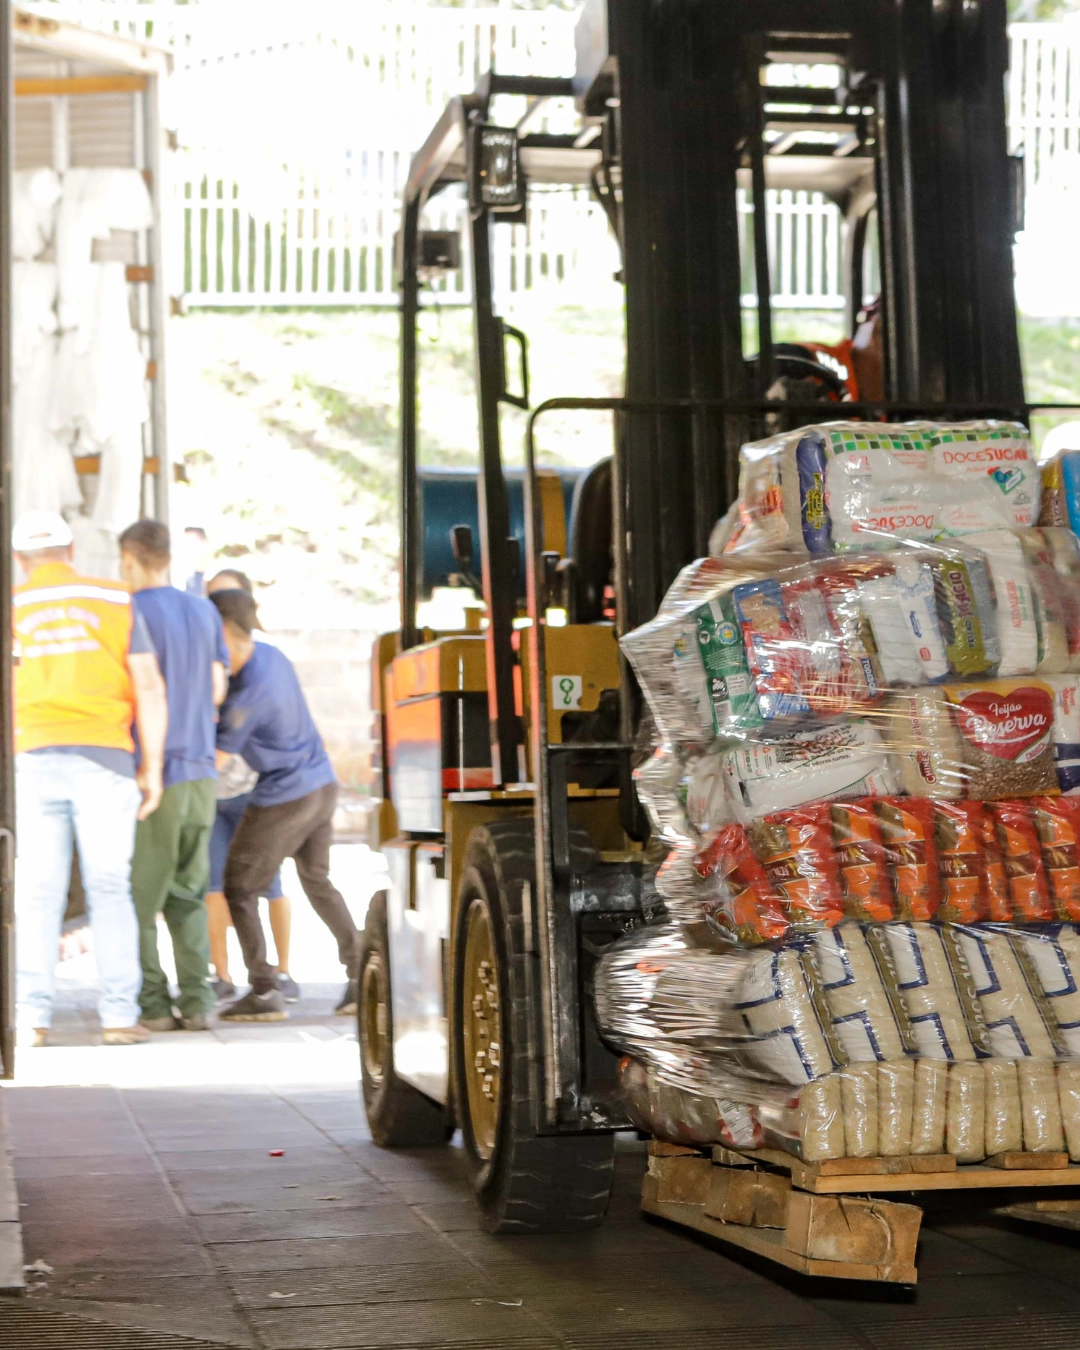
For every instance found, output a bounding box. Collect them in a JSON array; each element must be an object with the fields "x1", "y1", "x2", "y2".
[
  {"x1": 580, "y1": 0, "x2": 1024, "y2": 632},
  {"x1": 368, "y1": 0, "x2": 1032, "y2": 1226}
]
